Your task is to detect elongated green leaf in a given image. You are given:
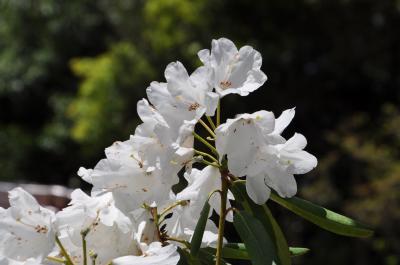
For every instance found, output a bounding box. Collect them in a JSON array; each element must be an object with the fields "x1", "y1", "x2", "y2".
[
  {"x1": 231, "y1": 181, "x2": 291, "y2": 265},
  {"x1": 204, "y1": 243, "x2": 310, "y2": 260},
  {"x1": 289, "y1": 247, "x2": 310, "y2": 257},
  {"x1": 269, "y1": 191, "x2": 374, "y2": 238},
  {"x1": 177, "y1": 247, "x2": 201, "y2": 265},
  {"x1": 198, "y1": 249, "x2": 228, "y2": 265},
  {"x1": 220, "y1": 243, "x2": 249, "y2": 260},
  {"x1": 205, "y1": 244, "x2": 309, "y2": 260},
  {"x1": 233, "y1": 210, "x2": 276, "y2": 265},
  {"x1": 204, "y1": 244, "x2": 249, "y2": 260},
  {"x1": 190, "y1": 200, "x2": 211, "y2": 256}
]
